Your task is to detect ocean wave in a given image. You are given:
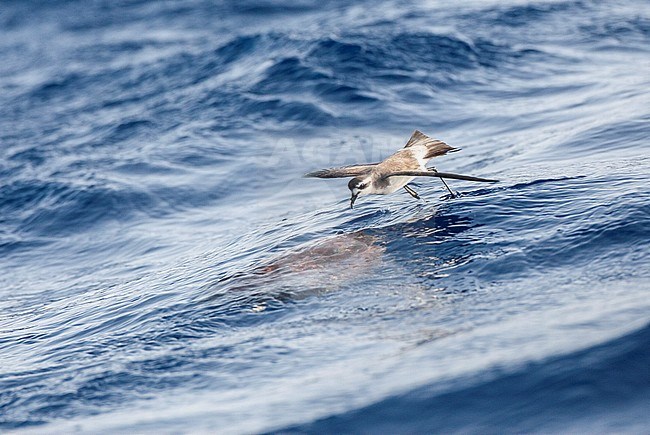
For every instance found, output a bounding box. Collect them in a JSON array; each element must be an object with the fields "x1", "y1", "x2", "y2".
[
  {"x1": 1, "y1": 0, "x2": 649, "y2": 432},
  {"x1": 0, "y1": 179, "x2": 155, "y2": 240},
  {"x1": 280, "y1": 323, "x2": 650, "y2": 433}
]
